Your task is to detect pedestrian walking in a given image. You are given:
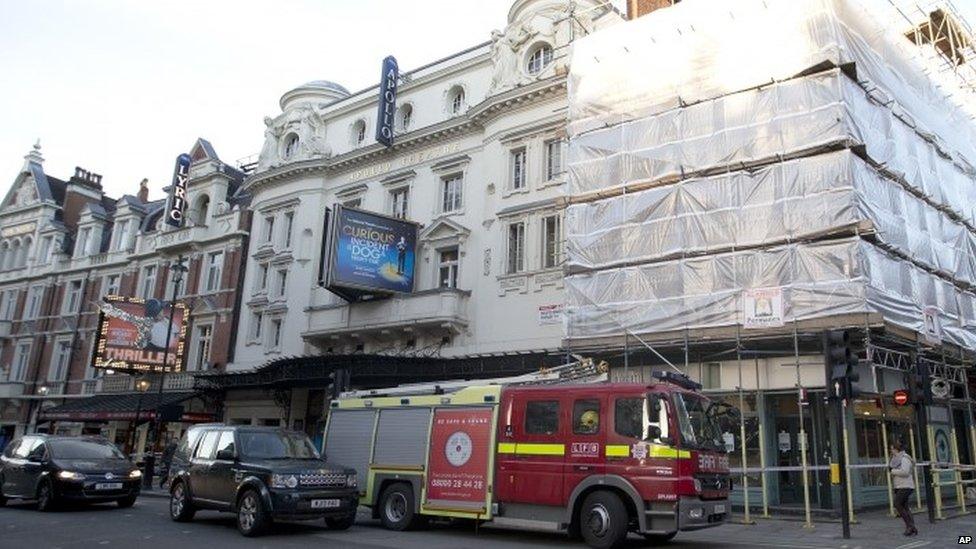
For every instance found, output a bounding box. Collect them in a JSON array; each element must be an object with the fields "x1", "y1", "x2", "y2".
[
  {"x1": 158, "y1": 440, "x2": 177, "y2": 489},
  {"x1": 889, "y1": 440, "x2": 917, "y2": 536}
]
